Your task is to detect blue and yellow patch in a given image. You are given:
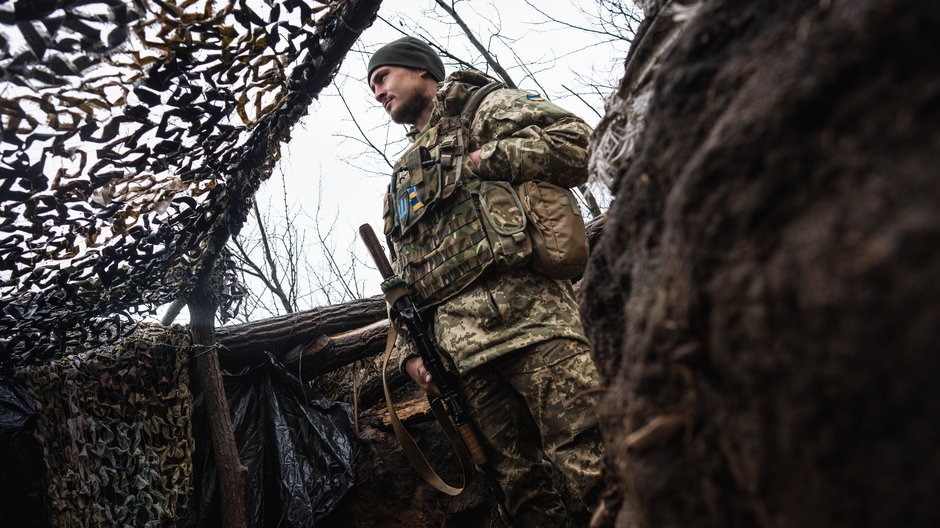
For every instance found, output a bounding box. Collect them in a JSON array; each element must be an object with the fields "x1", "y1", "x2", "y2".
[
  {"x1": 408, "y1": 186, "x2": 424, "y2": 212},
  {"x1": 526, "y1": 94, "x2": 546, "y2": 102}
]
